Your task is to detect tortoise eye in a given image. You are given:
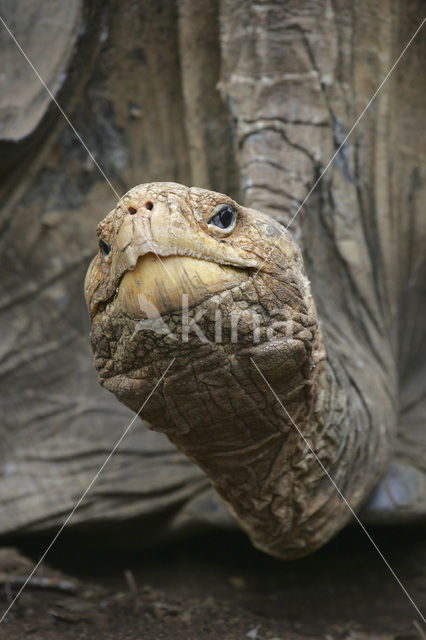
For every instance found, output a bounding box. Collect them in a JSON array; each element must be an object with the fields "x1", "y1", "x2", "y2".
[
  {"x1": 207, "y1": 204, "x2": 237, "y2": 233},
  {"x1": 99, "y1": 238, "x2": 111, "y2": 259}
]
